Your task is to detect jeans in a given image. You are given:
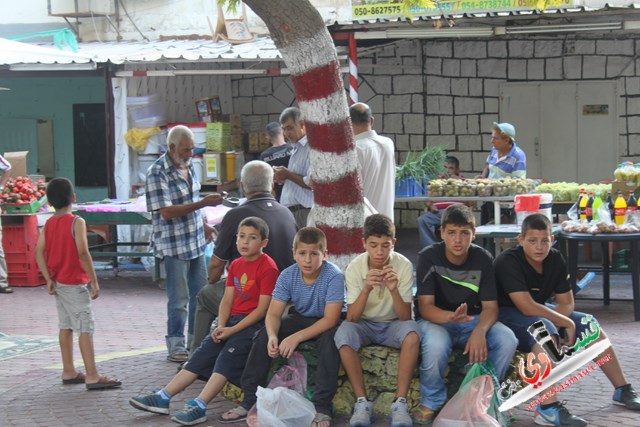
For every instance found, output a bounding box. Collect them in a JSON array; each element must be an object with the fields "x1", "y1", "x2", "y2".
[
  {"x1": 417, "y1": 211, "x2": 442, "y2": 251},
  {"x1": 417, "y1": 317, "x2": 517, "y2": 410},
  {"x1": 164, "y1": 255, "x2": 206, "y2": 355},
  {"x1": 241, "y1": 309, "x2": 340, "y2": 416},
  {"x1": 191, "y1": 279, "x2": 226, "y2": 355}
]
